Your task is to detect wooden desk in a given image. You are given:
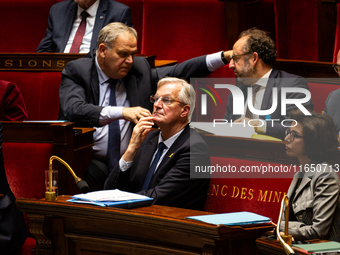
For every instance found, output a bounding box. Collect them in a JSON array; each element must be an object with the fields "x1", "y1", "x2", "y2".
[
  {"x1": 256, "y1": 237, "x2": 332, "y2": 255},
  {"x1": 17, "y1": 196, "x2": 273, "y2": 255},
  {"x1": 2, "y1": 121, "x2": 95, "y2": 195}
]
